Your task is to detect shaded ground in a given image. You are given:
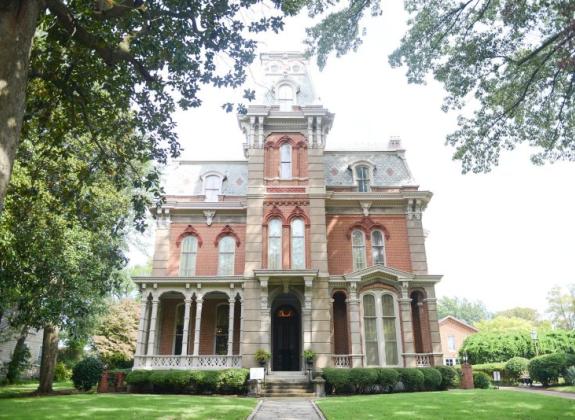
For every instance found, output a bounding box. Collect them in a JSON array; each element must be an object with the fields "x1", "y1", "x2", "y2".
[
  {"x1": 316, "y1": 389, "x2": 575, "y2": 420},
  {"x1": 0, "y1": 381, "x2": 75, "y2": 398}
]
